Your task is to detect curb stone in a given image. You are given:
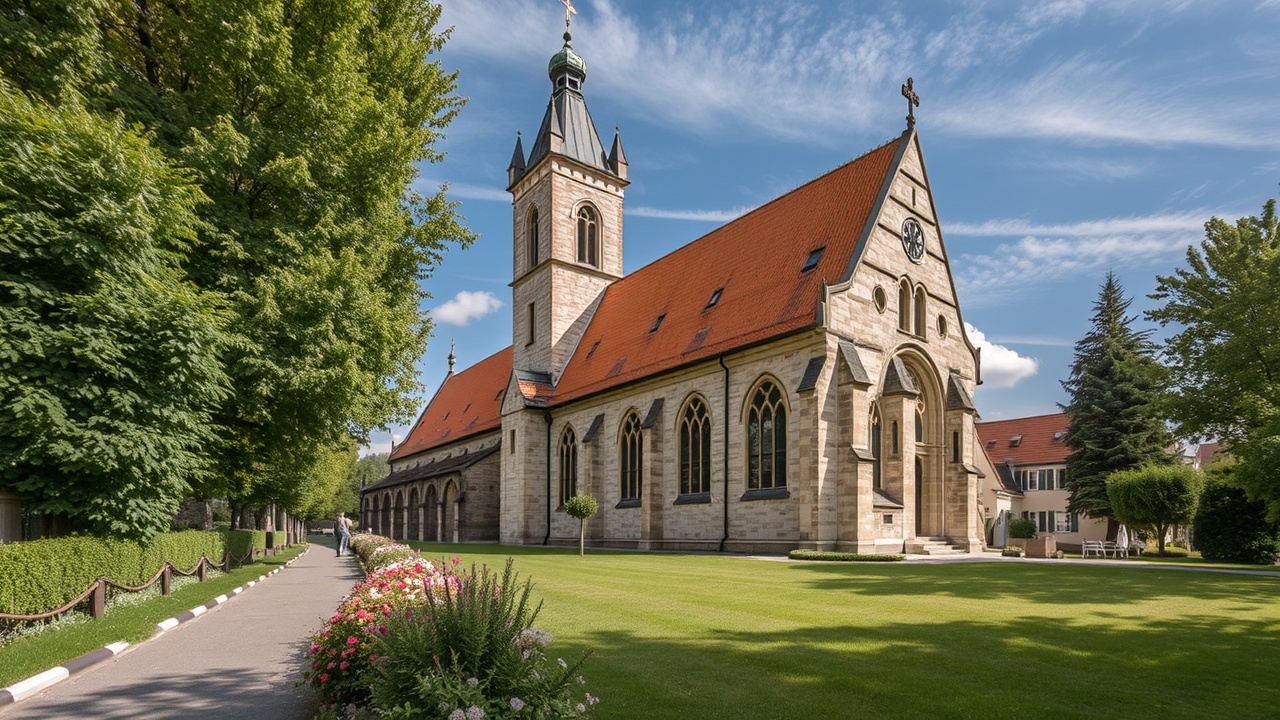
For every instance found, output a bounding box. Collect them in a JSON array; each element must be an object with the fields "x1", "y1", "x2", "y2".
[{"x1": 0, "y1": 546, "x2": 310, "y2": 707}]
